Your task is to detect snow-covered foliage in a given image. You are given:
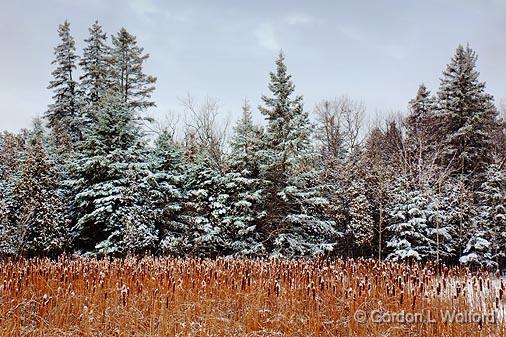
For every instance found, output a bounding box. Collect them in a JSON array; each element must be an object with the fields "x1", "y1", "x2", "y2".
[
  {"x1": 385, "y1": 178, "x2": 435, "y2": 262},
  {"x1": 111, "y1": 28, "x2": 156, "y2": 111},
  {"x1": 435, "y1": 45, "x2": 498, "y2": 180},
  {"x1": 460, "y1": 163, "x2": 506, "y2": 267},
  {"x1": 257, "y1": 52, "x2": 340, "y2": 257},
  {"x1": 9, "y1": 130, "x2": 69, "y2": 257},
  {"x1": 346, "y1": 180, "x2": 374, "y2": 249},
  {"x1": 79, "y1": 21, "x2": 113, "y2": 106},
  {"x1": 45, "y1": 21, "x2": 81, "y2": 142},
  {"x1": 2, "y1": 23, "x2": 505, "y2": 266},
  {"x1": 70, "y1": 93, "x2": 155, "y2": 255}
]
